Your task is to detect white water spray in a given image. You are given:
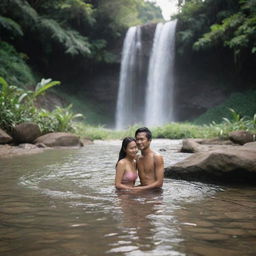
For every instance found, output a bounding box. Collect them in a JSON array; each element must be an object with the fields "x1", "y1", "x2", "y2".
[
  {"x1": 144, "y1": 20, "x2": 177, "y2": 127},
  {"x1": 115, "y1": 20, "x2": 177, "y2": 129},
  {"x1": 115, "y1": 26, "x2": 142, "y2": 130}
]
